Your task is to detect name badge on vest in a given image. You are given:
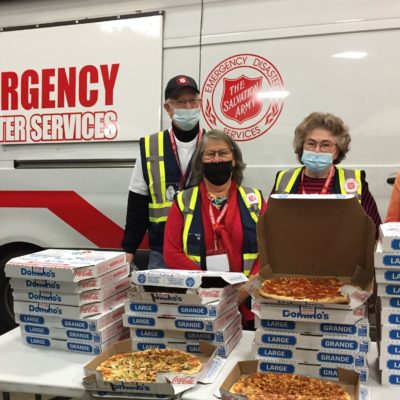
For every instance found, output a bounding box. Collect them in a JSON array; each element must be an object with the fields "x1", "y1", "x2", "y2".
[{"x1": 206, "y1": 253, "x2": 230, "y2": 272}]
